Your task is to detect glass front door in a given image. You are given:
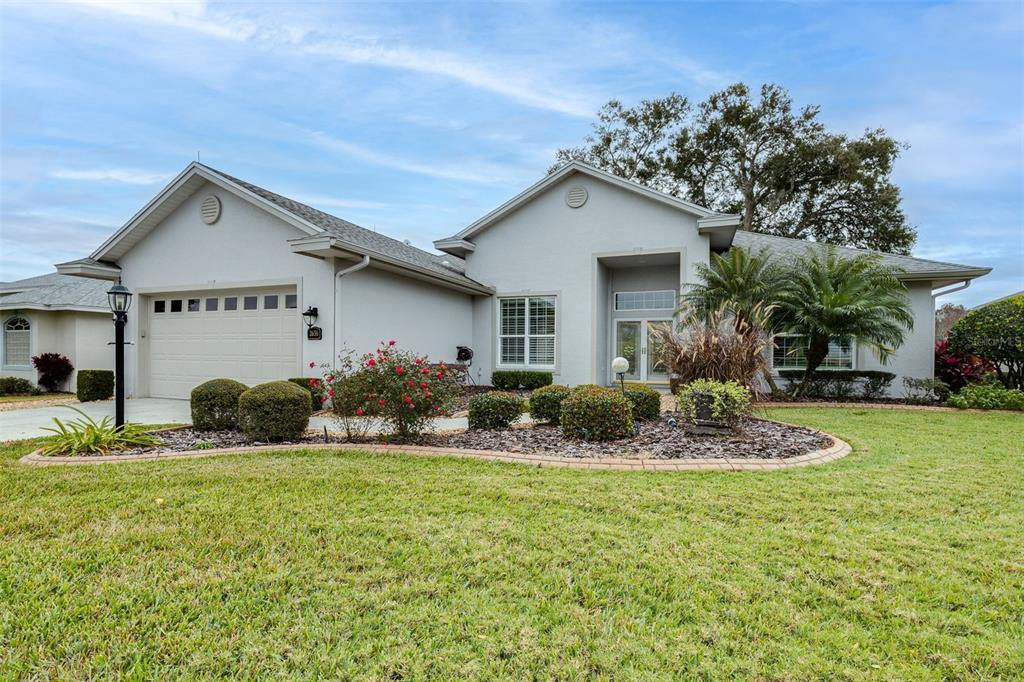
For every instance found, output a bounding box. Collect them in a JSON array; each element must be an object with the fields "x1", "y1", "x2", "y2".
[{"x1": 614, "y1": 319, "x2": 672, "y2": 383}]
